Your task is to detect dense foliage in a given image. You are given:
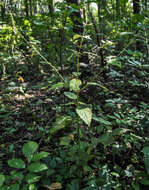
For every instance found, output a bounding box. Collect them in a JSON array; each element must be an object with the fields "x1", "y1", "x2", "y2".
[{"x1": 0, "y1": 0, "x2": 149, "y2": 189}]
